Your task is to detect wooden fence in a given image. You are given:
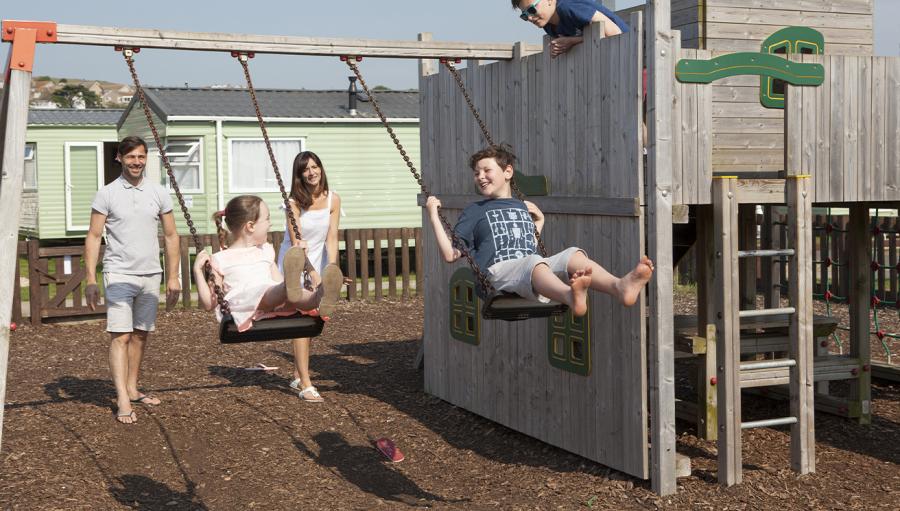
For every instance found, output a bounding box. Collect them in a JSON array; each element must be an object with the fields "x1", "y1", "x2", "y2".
[{"x1": 11, "y1": 228, "x2": 421, "y2": 326}]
